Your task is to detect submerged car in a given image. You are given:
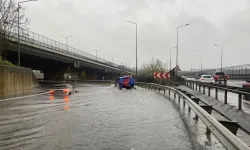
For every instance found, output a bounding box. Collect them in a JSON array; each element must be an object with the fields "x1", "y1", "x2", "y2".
[
  {"x1": 118, "y1": 76, "x2": 135, "y2": 90},
  {"x1": 50, "y1": 84, "x2": 77, "y2": 95}
]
